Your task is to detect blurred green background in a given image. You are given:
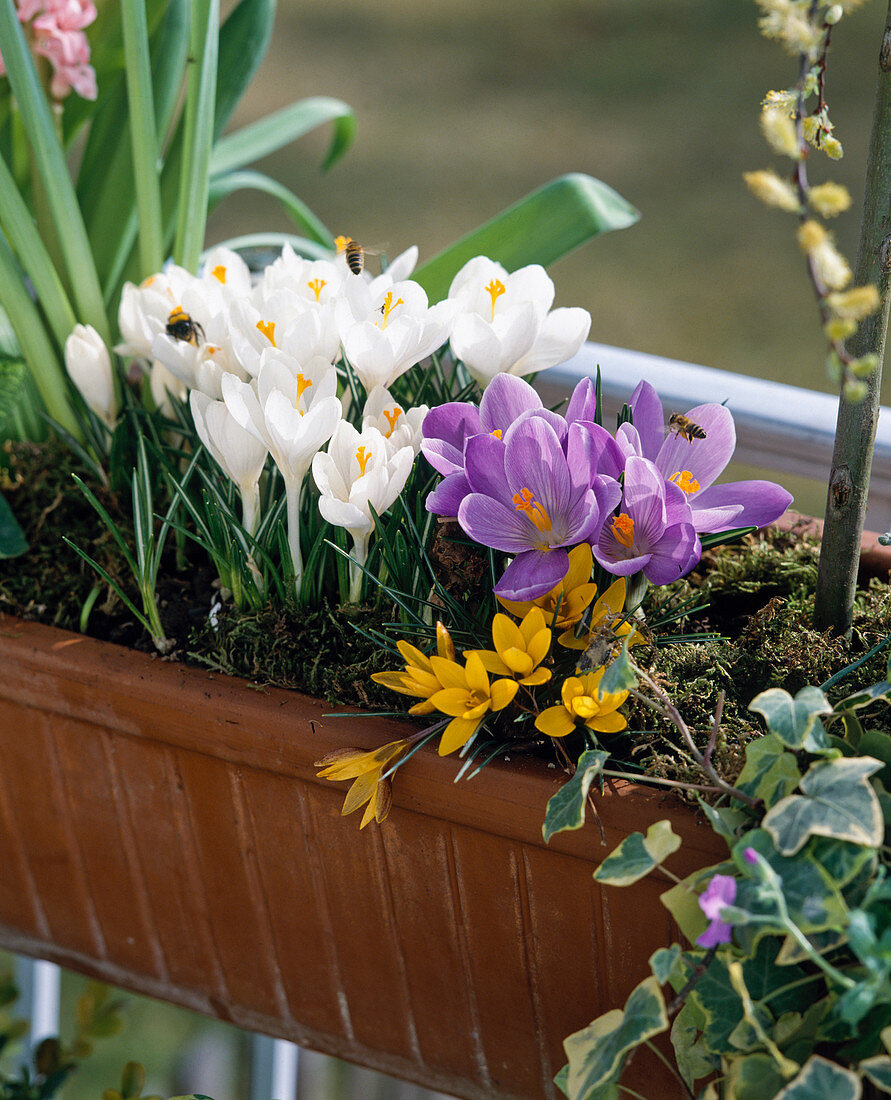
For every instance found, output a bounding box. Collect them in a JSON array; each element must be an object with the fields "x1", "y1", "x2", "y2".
[{"x1": 210, "y1": 0, "x2": 890, "y2": 403}]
